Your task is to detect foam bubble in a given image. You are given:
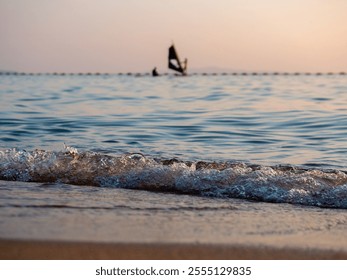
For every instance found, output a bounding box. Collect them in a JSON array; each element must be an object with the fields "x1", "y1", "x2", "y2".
[{"x1": 1, "y1": 147, "x2": 347, "y2": 208}]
